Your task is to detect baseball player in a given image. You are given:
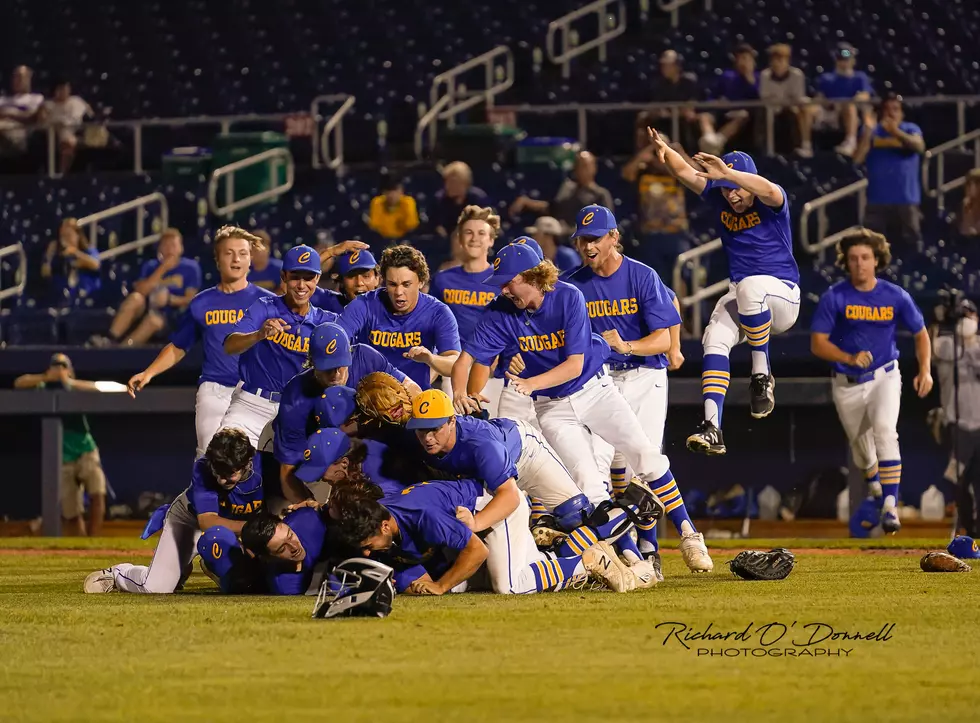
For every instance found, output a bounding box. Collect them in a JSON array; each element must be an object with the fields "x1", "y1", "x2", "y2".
[
  {"x1": 127, "y1": 226, "x2": 275, "y2": 457},
  {"x1": 219, "y1": 244, "x2": 338, "y2": 449},
  {"x1": 565, "y1": 206, "x2": 708, "y2": 575},
  {"x1": 810, "y1": 229, "x2": 932, "y2": 533},
  {"x1": 339, "y1": 244, "x2": 461, "y2": 390},
  {"x1": 429, "y1": 206, "x2": 503, "y2": 415},
  {"x1": 451, "y1": 243, "x2": 713, "y2": 573},
  {"x1": 648, "y1": 128, "x2": 801, "y2": 455},
  {"x1": 329, "y1": 477, "x2": 639, "y2": 595},
  {"x1": 83, "y1": 428, "x2": 262, "y2": 594},
  {"x1": 274, "y1": 322, "x2": 420, "y2": 502},
  {"x1": 405, "y1": 388, "x2": 660, "y2": 586},
  {"x1": 311, "y1": 246, "x2": 379, "y2": 313}
]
